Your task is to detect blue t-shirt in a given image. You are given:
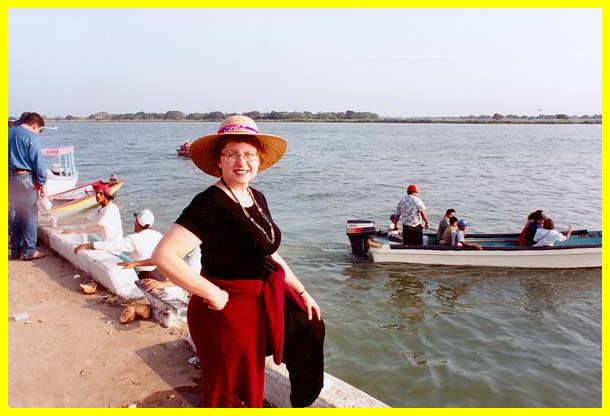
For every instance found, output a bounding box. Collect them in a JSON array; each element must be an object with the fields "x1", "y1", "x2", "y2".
[{"x1": 8, "y1": 126, "x2": 47, "y2": 185}]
